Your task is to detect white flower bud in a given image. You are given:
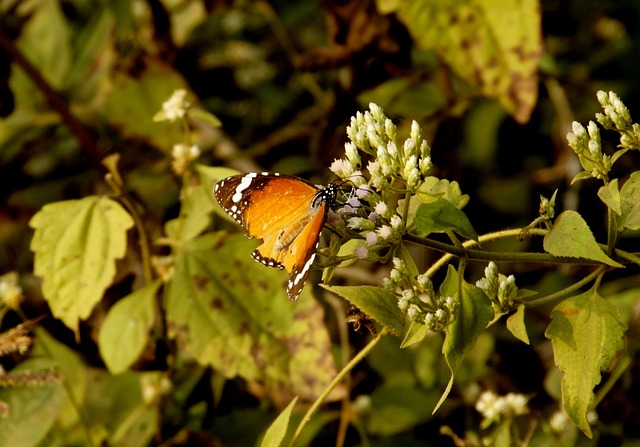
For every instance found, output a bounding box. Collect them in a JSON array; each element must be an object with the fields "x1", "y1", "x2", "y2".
[
  {"x1": 390, "y1": 214, "x2": 403, "y2": 229},
  {"x1": 596, "y1": 90, "x2": 608, "y2": 106},
  {"x1": 587, "y1": 121, "x2": 599, "y2": 140},
  {"x1": 369, "y1": 103, "x2": 384, "y2": 121},
  {"x1": 571, "y1": 121, "x2": 587, "y2": 138},
  {"x1": 385, "y1": 118, "x2": 397, "y2": 141},
  {"x1": 345, "y1": 142, "x2": 361, "y2": 168},
  {"x1": 588, "y1": 139, "x2": 601, "y2": 158}
]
